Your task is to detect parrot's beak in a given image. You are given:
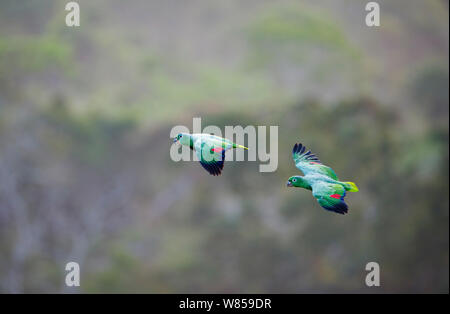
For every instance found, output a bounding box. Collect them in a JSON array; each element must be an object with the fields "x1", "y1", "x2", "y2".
[
  {"x1": 173, "y1": 138, "x2": 178, "y2": 143},
  {"x1": 286, "y1": 181, "x2": 293, "y2": 187}
]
